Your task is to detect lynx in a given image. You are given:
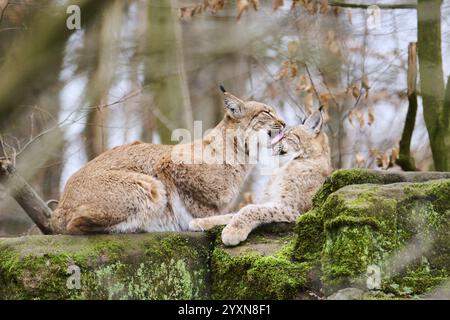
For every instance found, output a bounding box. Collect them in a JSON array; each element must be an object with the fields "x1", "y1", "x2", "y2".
[
  {"x1": 50, "y1": 87, "x2": 285, "y2": 234},
  {"x1": 189, "y1": 108, "x2": 332, "y2": 246}
]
